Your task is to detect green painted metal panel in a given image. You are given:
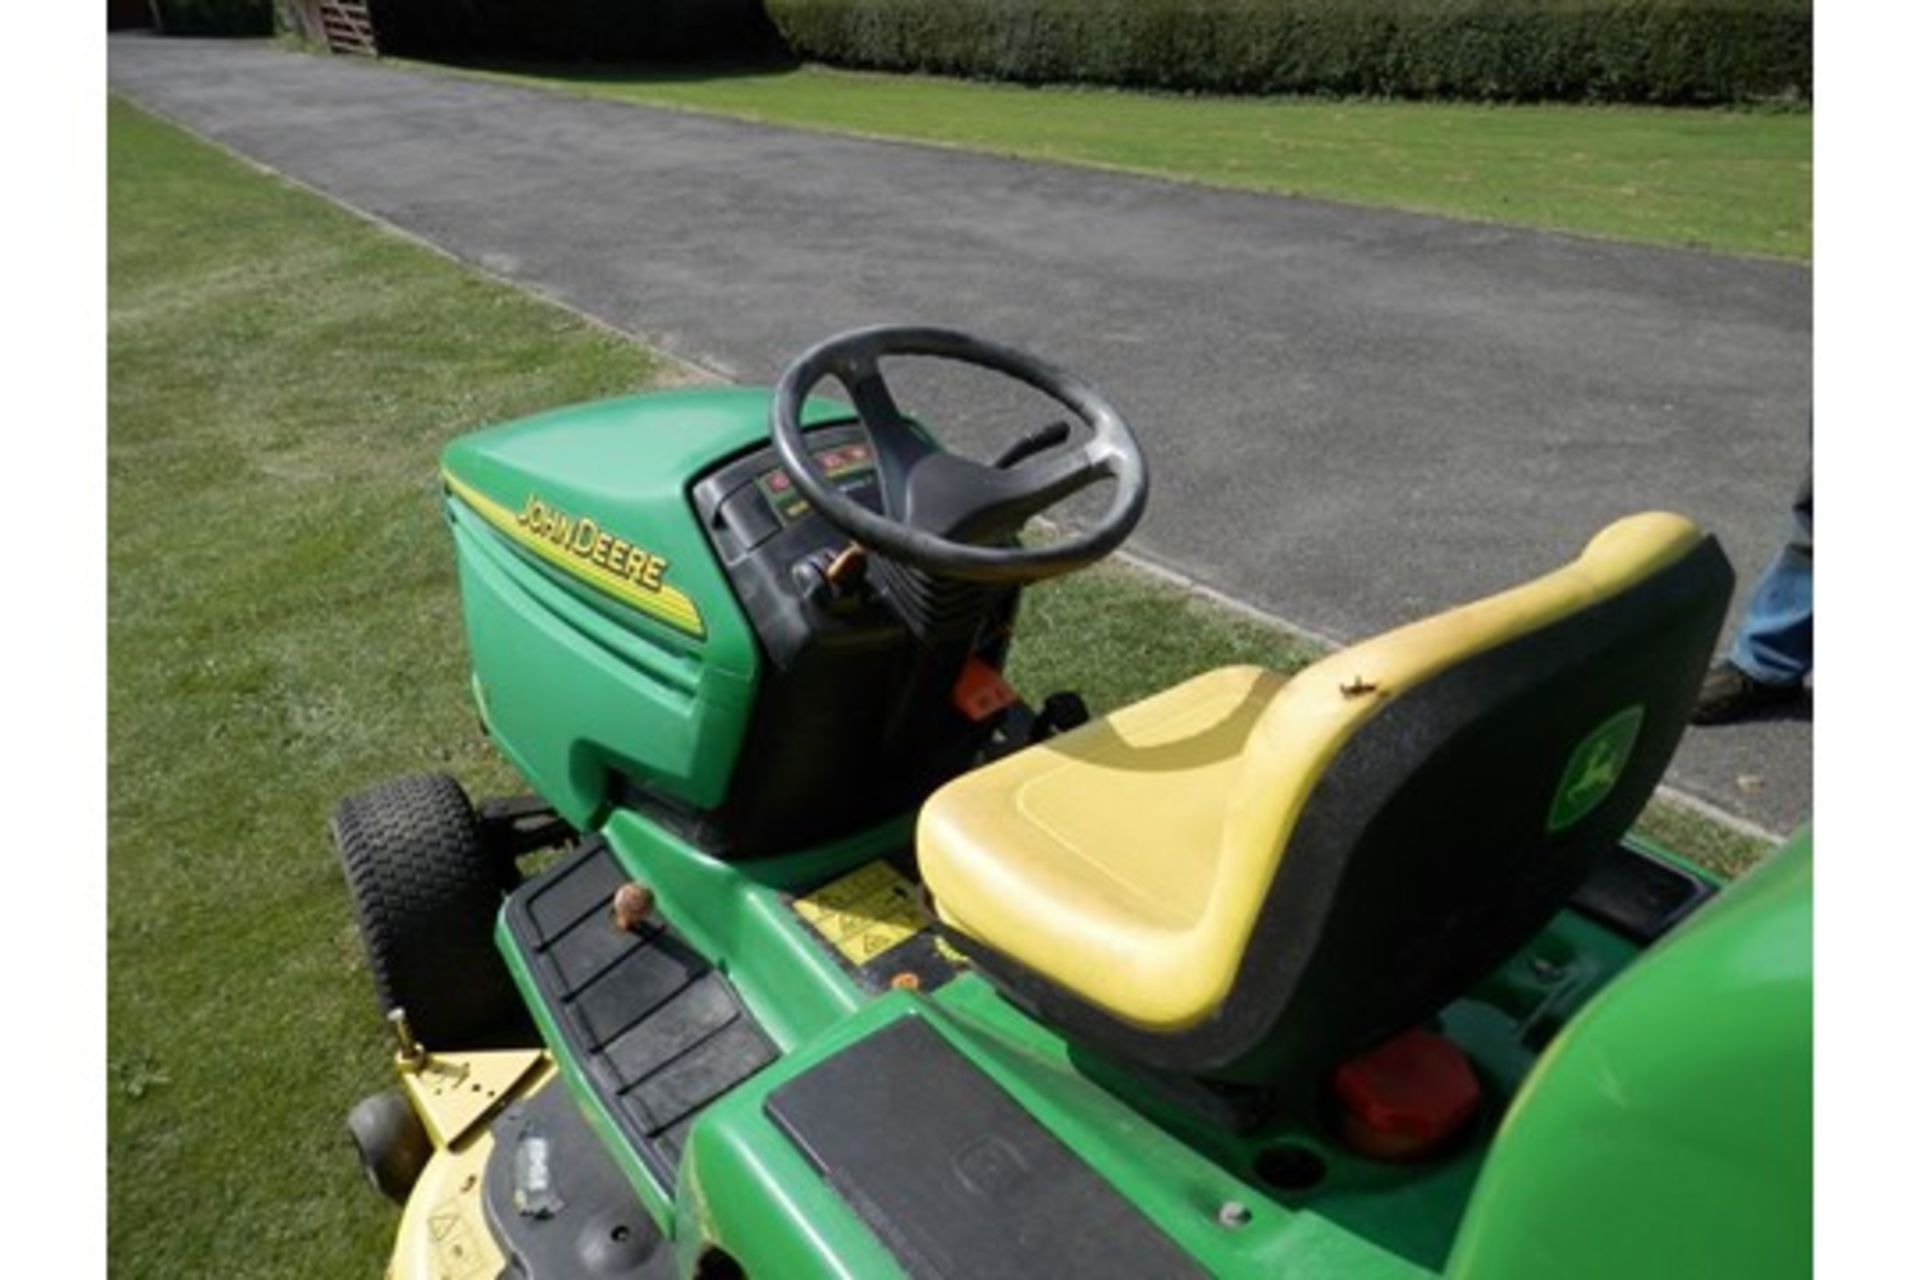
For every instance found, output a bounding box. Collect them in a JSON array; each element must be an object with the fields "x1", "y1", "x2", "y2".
[
  {"x1": 495, "y1": 811, "x2": 1776, "y2": 1278},
  {"x1": 1447, "y1": 830, "x2": 1812, "y2": 1279},
  {"x1": 675, "y1": 991, "x2": 1435, "y2": 1280},
  {"x1": 596, "y1": 806, "x2": 896, "y2": 1050}
]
